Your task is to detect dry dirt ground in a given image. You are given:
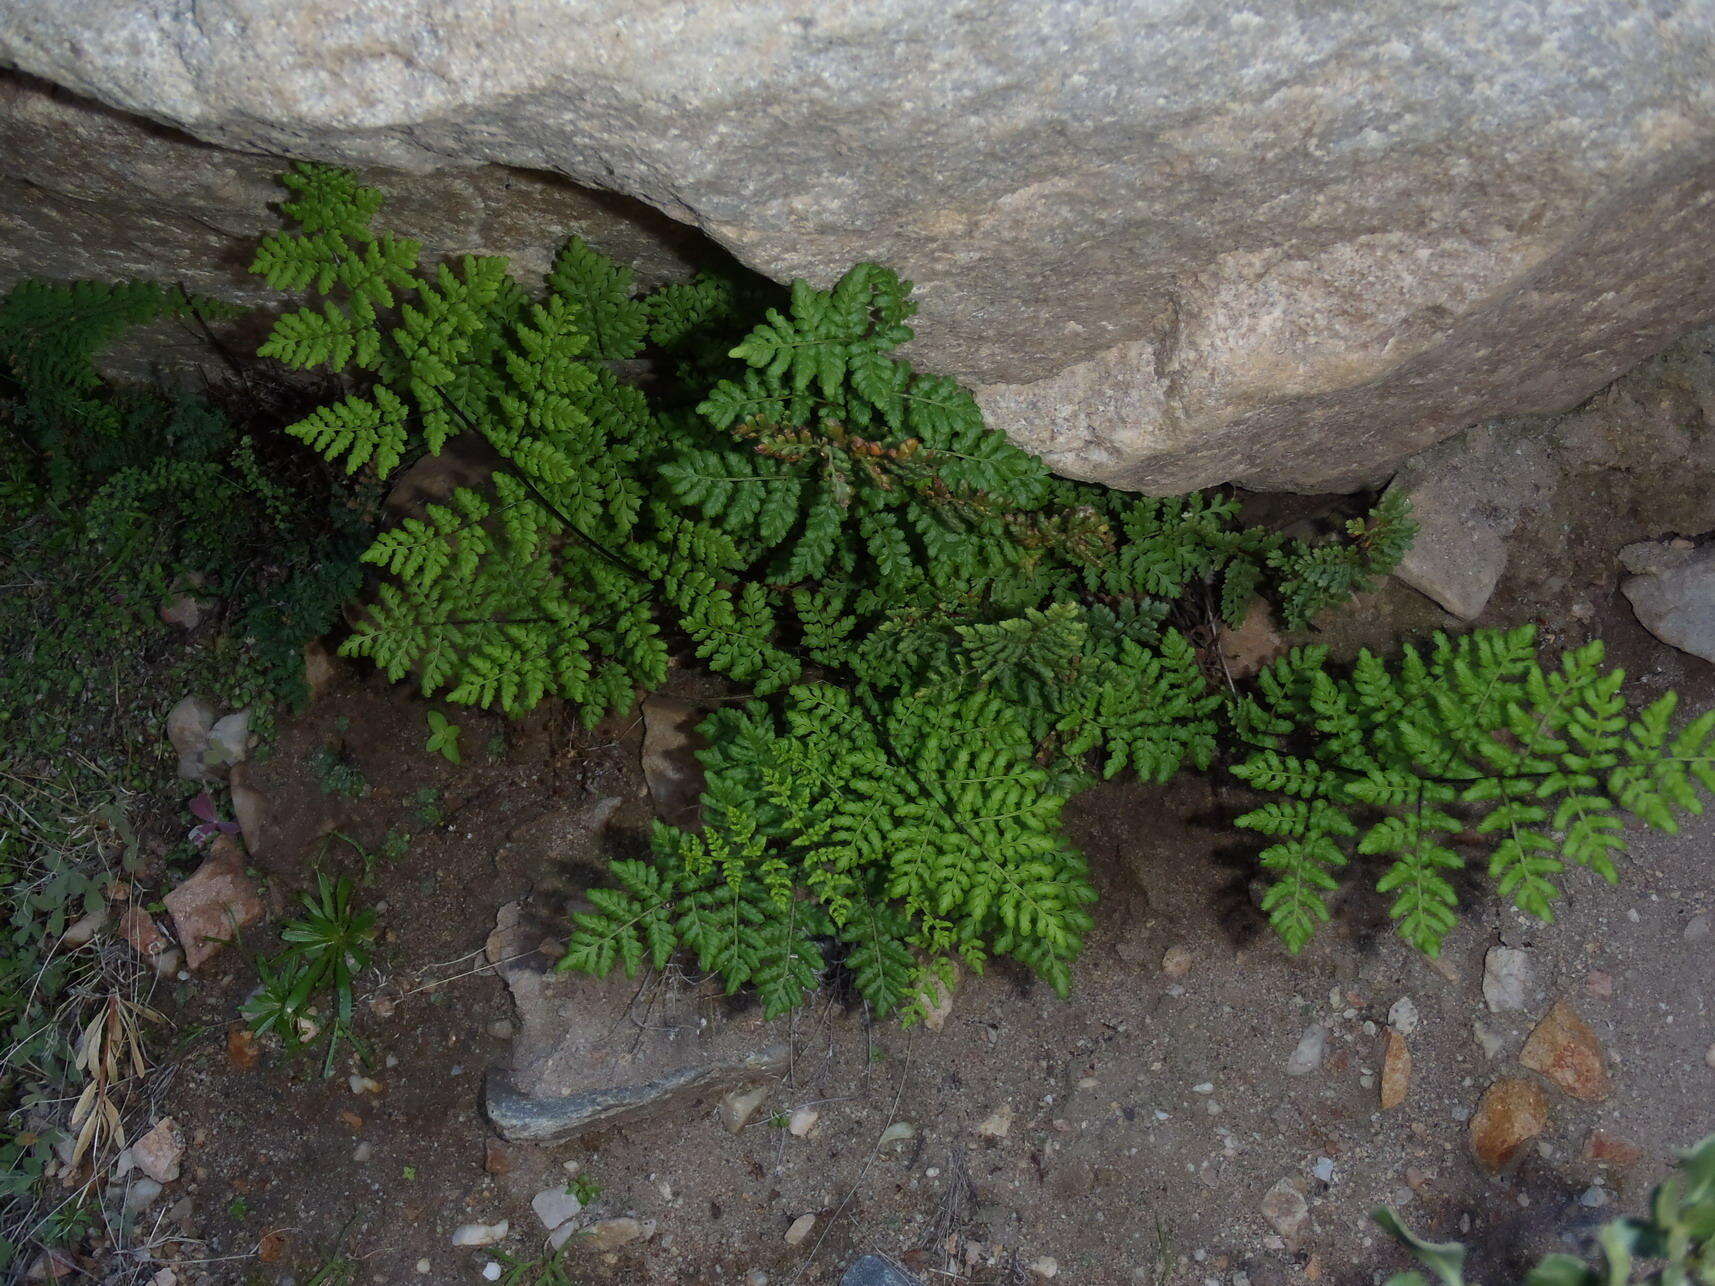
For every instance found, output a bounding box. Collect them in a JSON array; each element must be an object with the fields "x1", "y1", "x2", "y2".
[{"x1": 134, "y1": 502, "x2": 1715, "y2": 1285}]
